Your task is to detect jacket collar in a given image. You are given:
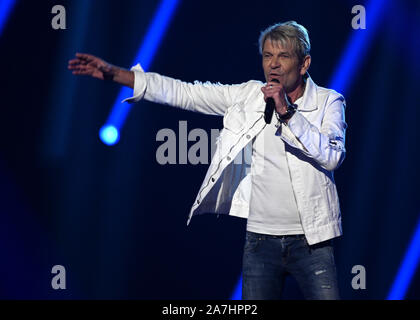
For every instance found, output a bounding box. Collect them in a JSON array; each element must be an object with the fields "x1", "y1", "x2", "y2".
[{"x1": 295, "y1": 74, "x2": 318, "y2": 112}]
